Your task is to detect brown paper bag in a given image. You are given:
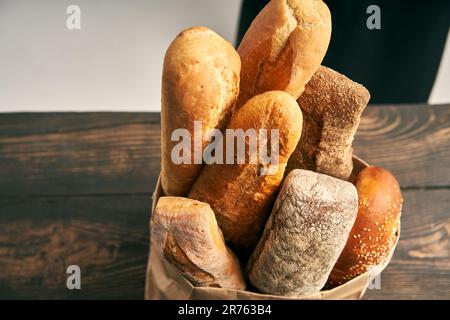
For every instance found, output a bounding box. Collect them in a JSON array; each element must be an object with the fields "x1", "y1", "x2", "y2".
[{"x1": 145, "y1": 156, "x2": 399, "y2": 300}]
